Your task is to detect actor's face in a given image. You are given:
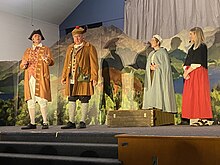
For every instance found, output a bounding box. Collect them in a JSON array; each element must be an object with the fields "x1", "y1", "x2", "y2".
[
  {"x1": 189, "y1": 31, "x2": 196, "y2": 43},
  {"x1": 73, "y1": 34, "x2": 83, "y2": 45},
  {"x1": 150, "y1": 37, "x2": 159, "y2": 48},
  {"x1": 32, "y1": 34, "x2": 42, "y2": 45}
]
